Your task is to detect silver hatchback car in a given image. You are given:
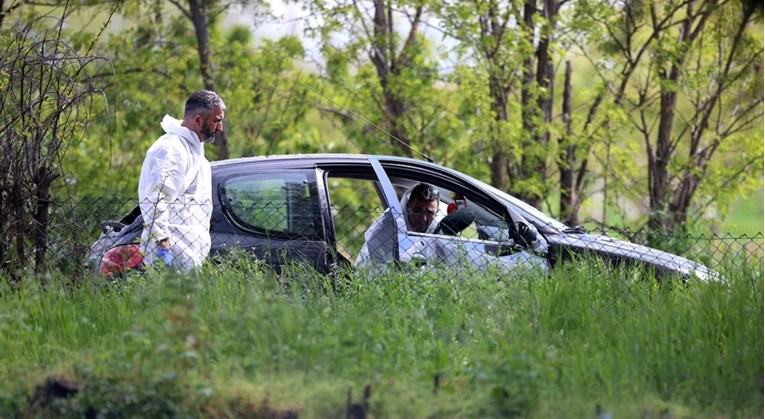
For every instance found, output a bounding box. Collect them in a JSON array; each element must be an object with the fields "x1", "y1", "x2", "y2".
[{"x1": 89, "y1": 153, "x2": 718, "y2": 282}]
